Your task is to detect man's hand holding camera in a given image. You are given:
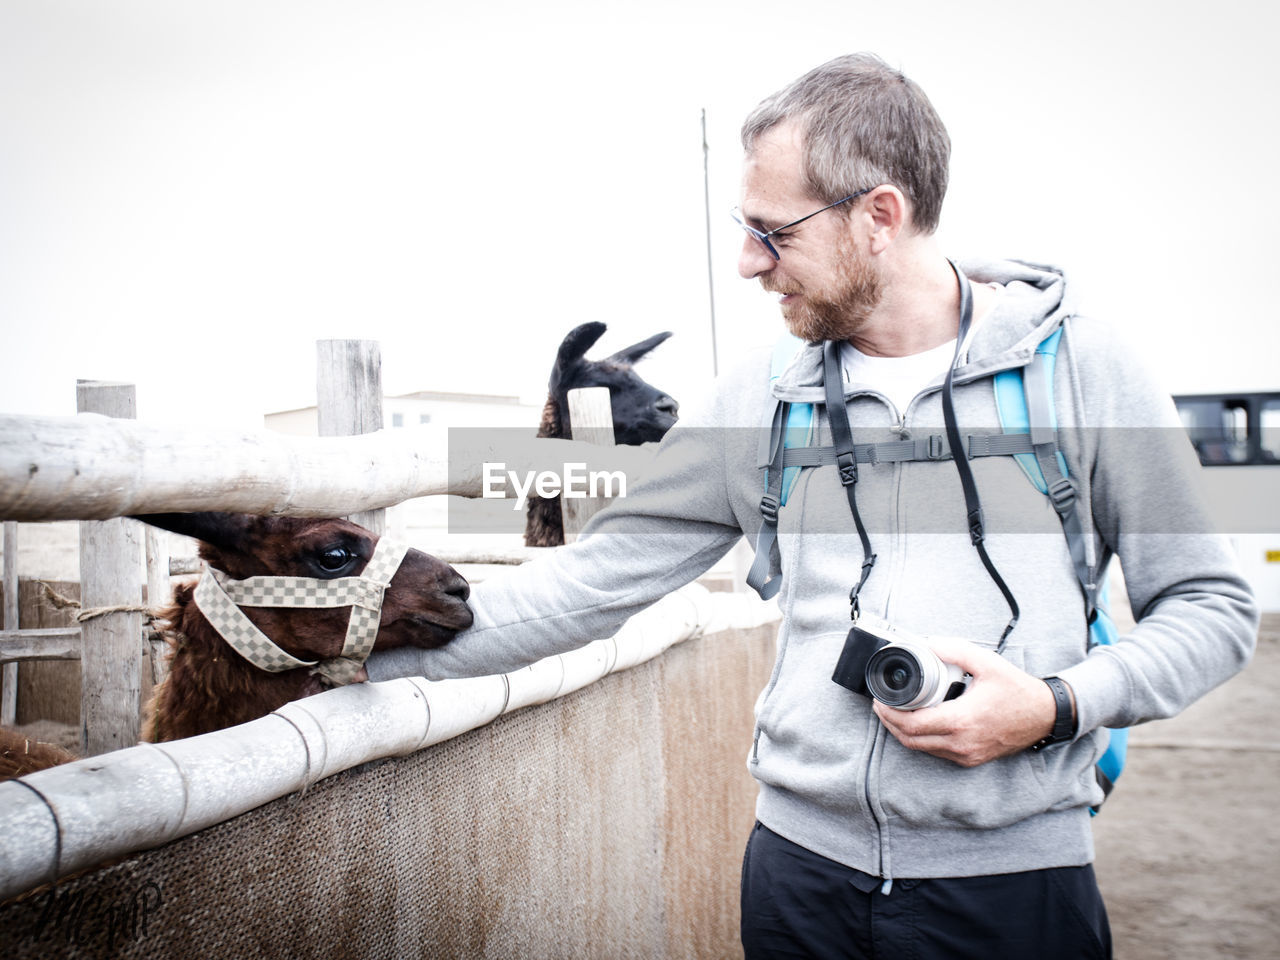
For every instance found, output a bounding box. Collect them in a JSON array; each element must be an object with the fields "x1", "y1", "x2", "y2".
[{"x1": 871, "y1": 635, "x2": 1066, "y2": 768}]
